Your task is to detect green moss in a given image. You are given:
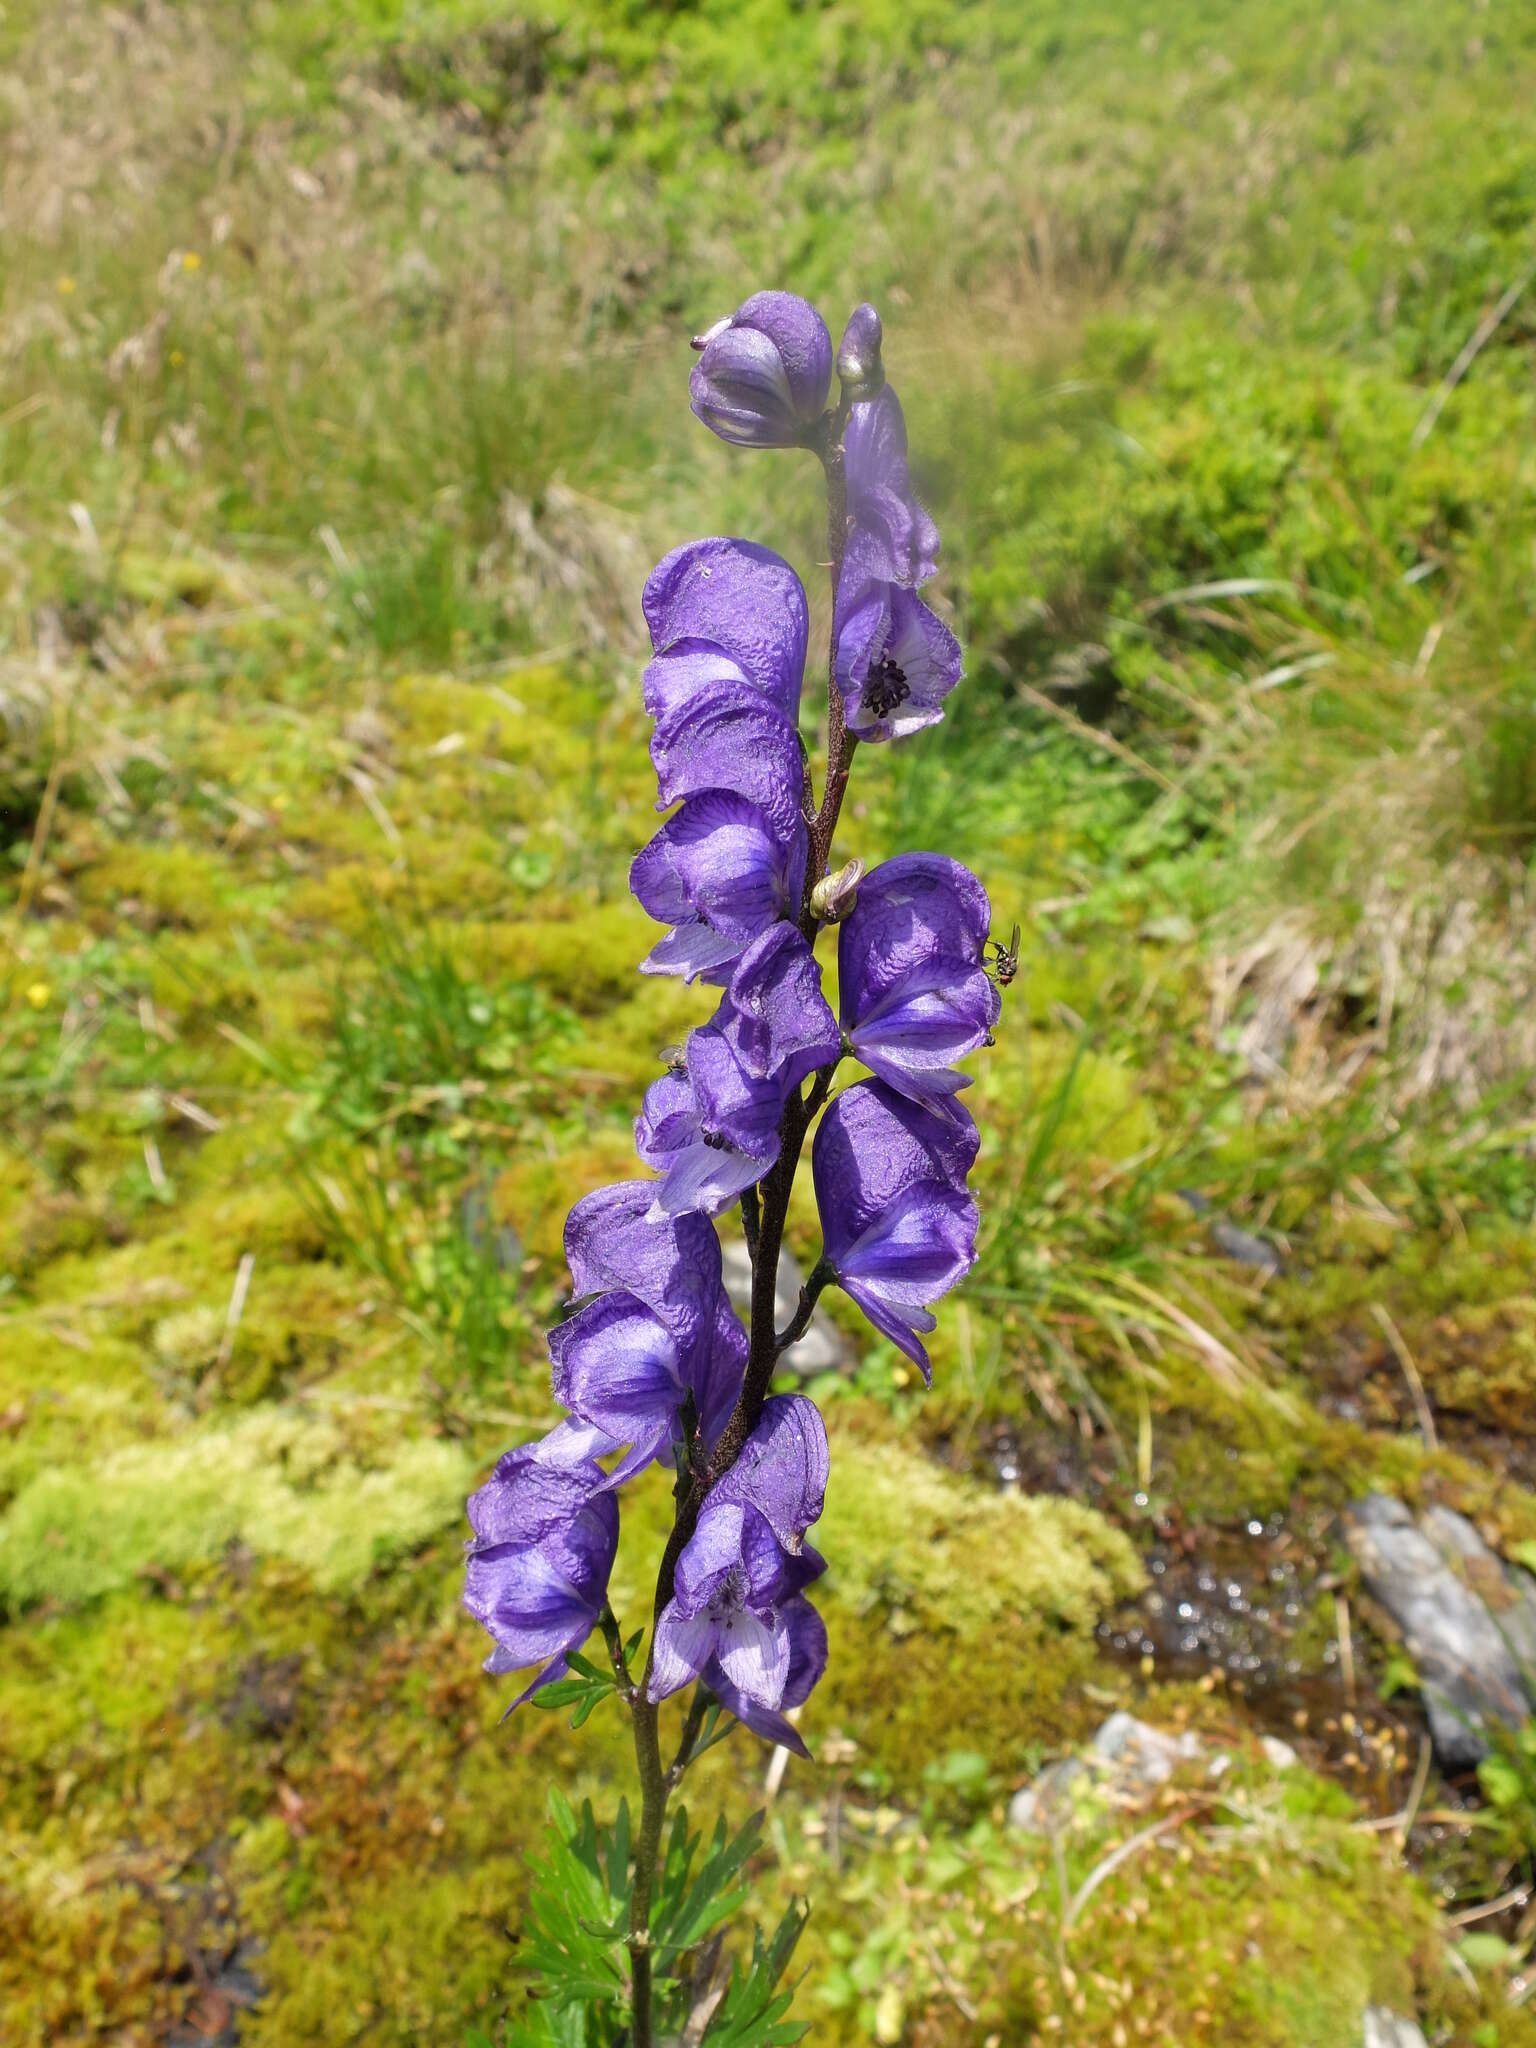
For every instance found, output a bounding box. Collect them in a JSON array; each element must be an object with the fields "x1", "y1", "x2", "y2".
[{"x1": 0, "y1": 1407, "x2": 474, "y2": 1608}]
